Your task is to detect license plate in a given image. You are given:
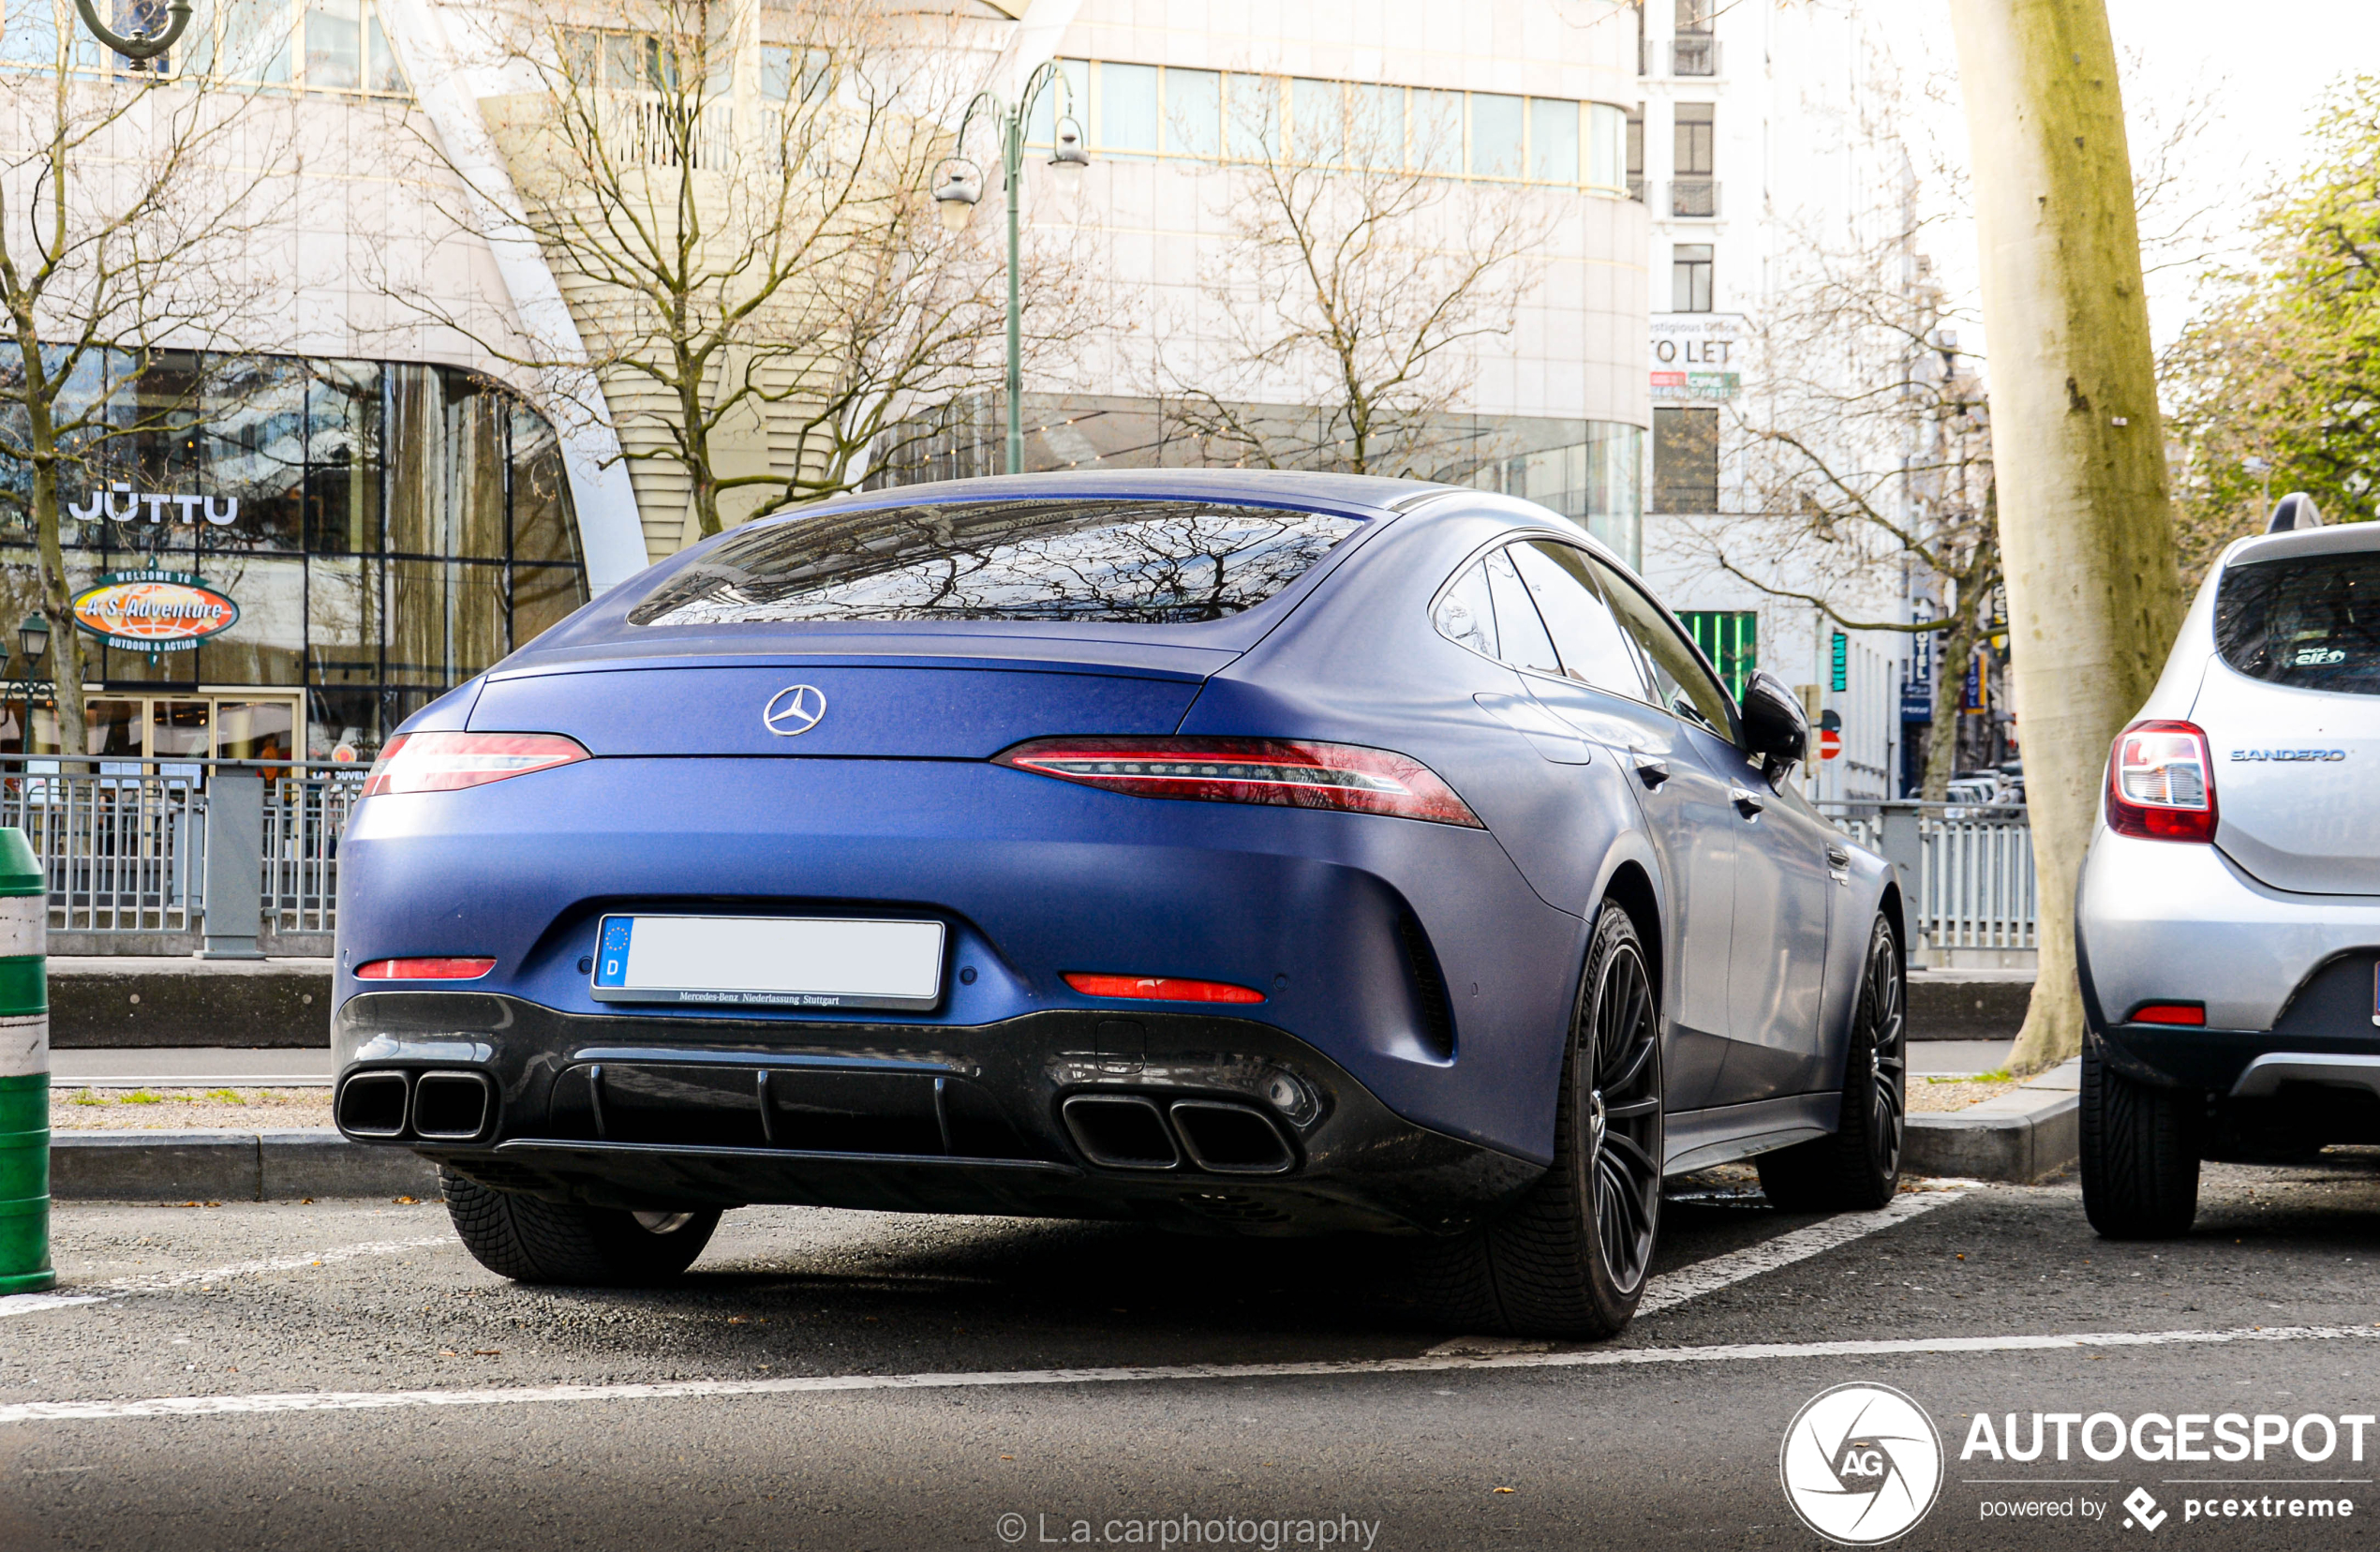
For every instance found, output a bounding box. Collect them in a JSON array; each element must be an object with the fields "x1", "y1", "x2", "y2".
[{"x1": 588, "y1": 915, "x2": 945, "y2": 1011}]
